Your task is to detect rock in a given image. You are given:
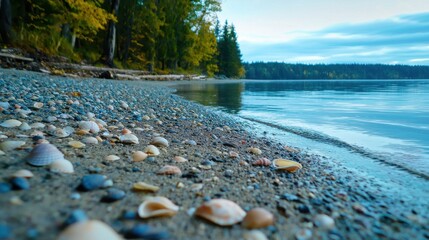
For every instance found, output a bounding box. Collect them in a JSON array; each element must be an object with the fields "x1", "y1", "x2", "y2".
[
  {"x1": 101, "y1": 188, "x2": 126, "y2": 203},
  {"x1": 79, "y1": 174, "x2": 107, "y2": 191},
  {"x1": 124, "y1": 224, "x2": 170, "y2": 239},
  {"x1": 10, "y1": 177, "x2": 30, "y2": 190}
]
